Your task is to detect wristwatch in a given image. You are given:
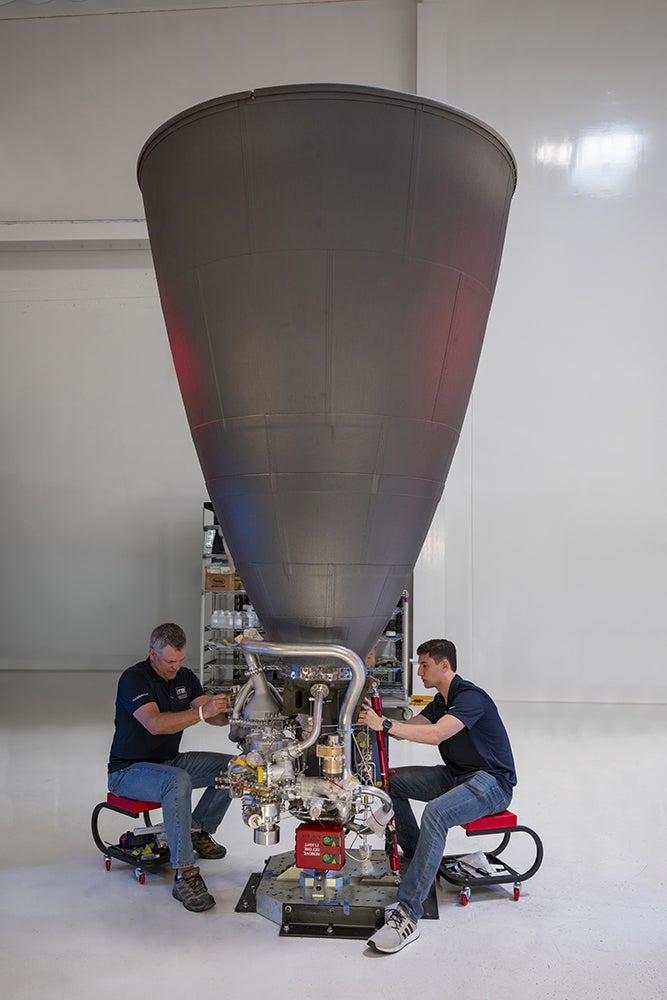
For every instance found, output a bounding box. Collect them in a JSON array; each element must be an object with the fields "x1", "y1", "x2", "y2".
[{"x1": 382, "y1": 717, "x2": 393, "y2": 735}]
